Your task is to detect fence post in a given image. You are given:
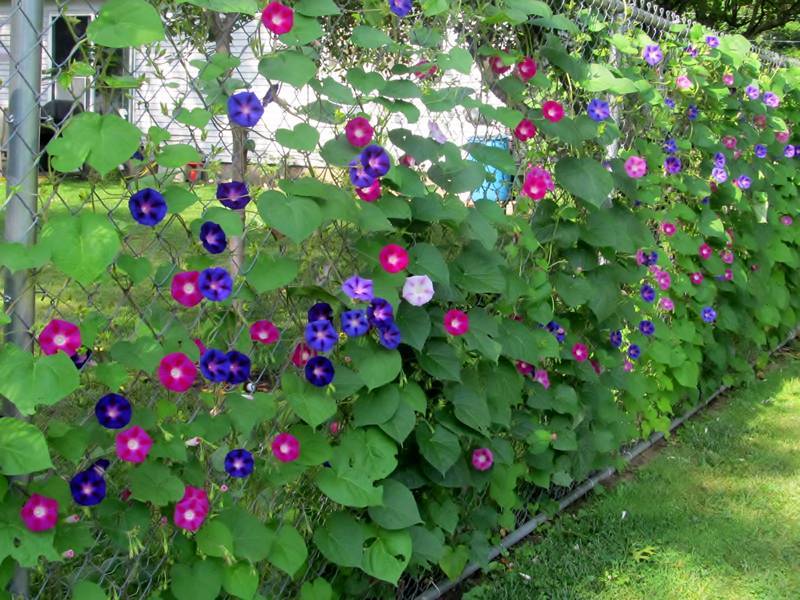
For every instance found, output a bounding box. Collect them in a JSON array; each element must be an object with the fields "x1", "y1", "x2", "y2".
[{"x1": 3, "y1": 0, "x2": 43, "y2": 597}]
